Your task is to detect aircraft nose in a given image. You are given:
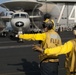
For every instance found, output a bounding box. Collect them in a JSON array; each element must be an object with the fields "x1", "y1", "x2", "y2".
[{"x1": 15, "y1": 21, "x2": 24, "y2": 27}]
